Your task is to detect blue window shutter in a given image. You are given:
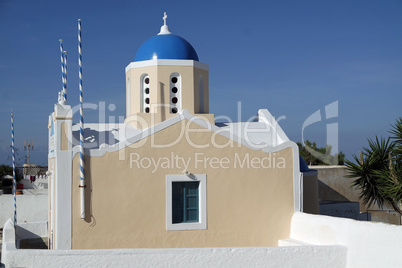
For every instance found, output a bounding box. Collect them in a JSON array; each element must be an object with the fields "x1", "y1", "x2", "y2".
[
  {"x1": 184, "y1": 182, "x2": 199, "y2": 222},
  {"x1": 172, "y1": 181, "x2": 199, "y2": 224}
]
